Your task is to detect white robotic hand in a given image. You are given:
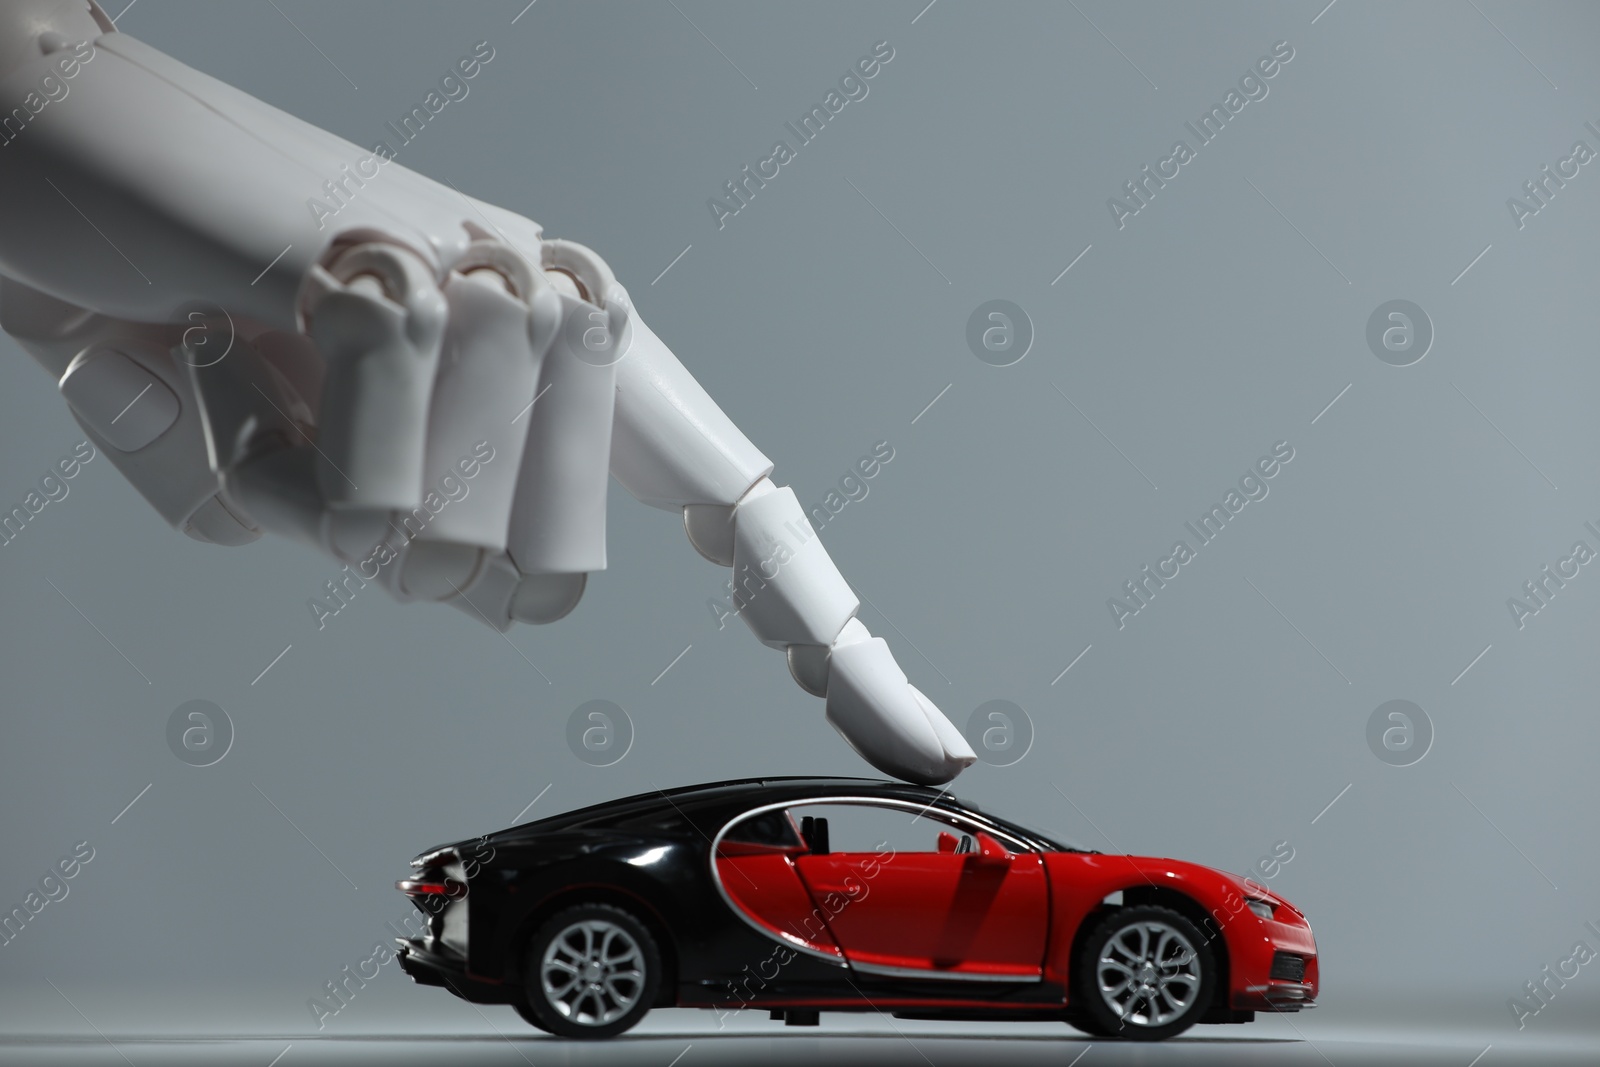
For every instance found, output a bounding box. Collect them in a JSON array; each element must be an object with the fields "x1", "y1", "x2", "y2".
[{"x1": 0, "y1": 2, "x2": 975, "y2": 785}]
